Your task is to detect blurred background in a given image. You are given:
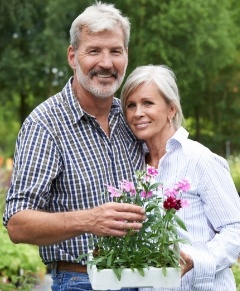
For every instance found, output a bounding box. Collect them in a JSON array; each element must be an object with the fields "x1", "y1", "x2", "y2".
[{"x1": 0, "y1": 0, "x2": 240, "y2": 289}]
